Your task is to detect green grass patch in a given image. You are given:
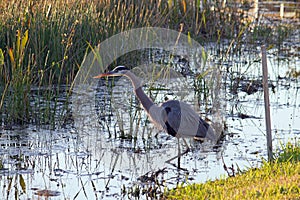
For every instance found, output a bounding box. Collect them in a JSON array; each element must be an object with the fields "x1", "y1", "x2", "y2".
[{"x1": 165, "y1": 141, "x2": 300, "y2": 200}]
